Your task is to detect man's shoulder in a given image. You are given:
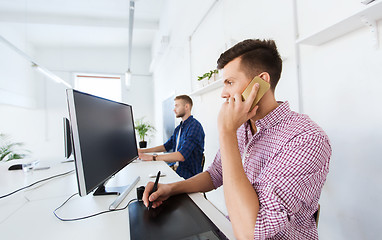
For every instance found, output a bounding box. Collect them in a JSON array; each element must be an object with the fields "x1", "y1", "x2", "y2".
[
  {"x1": 288, "y1": 111, "x2": 323, "y2": 130},
  {"x1": 189, "y1": 116, "x2": 204, "y2": 128},
  {"x1": 281, "y1": 111, "x2": 329, "y2": 143}
]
